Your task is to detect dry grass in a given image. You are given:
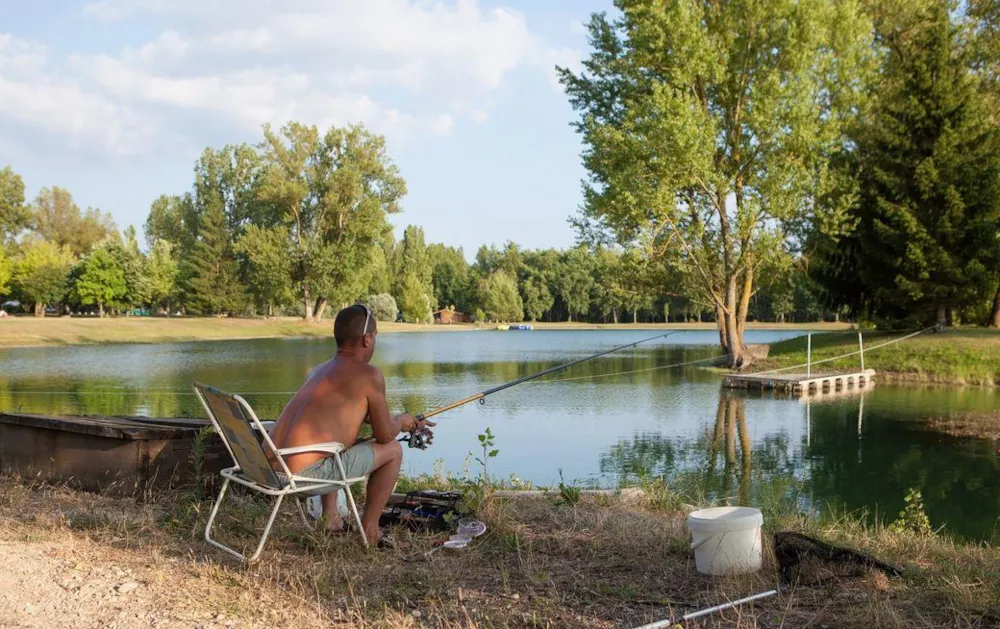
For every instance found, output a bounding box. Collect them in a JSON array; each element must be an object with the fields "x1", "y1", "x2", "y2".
[
  {"x1": 2, "y1": 475, "x2": 1000, "y2": 628},
  {"x1": 0, "y1": 316, "x2": 853, "y2": 349}
]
